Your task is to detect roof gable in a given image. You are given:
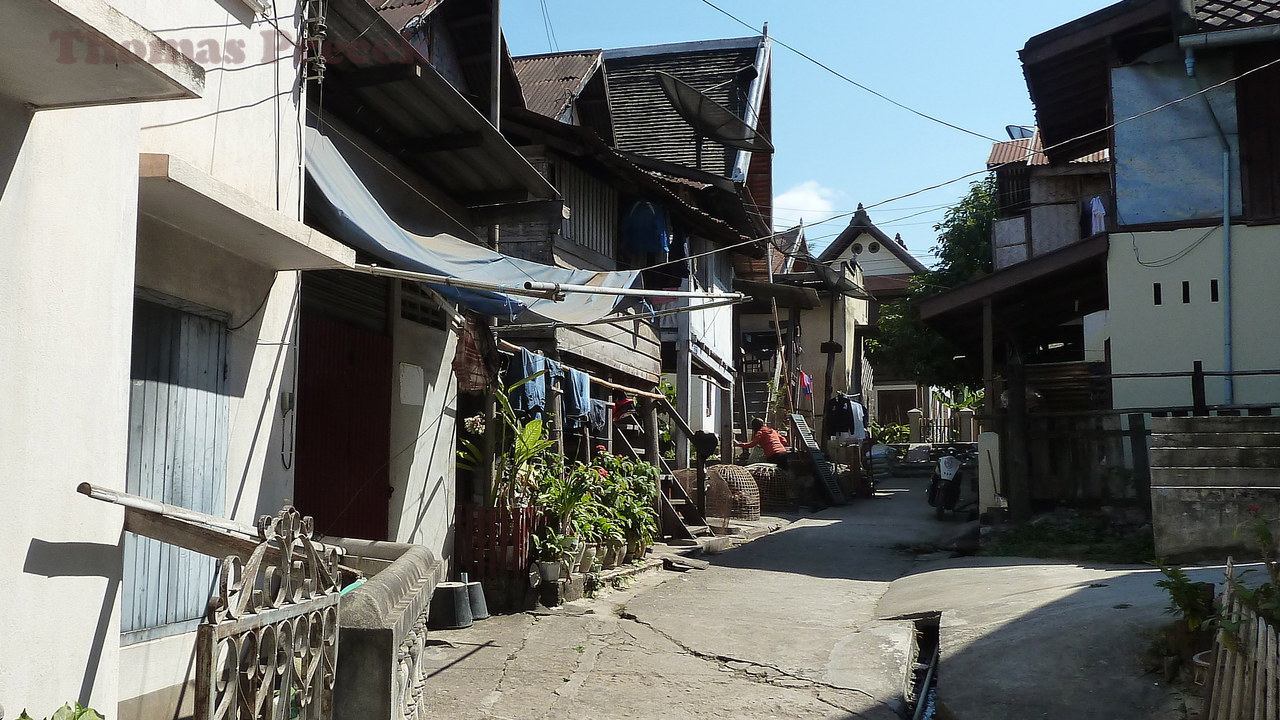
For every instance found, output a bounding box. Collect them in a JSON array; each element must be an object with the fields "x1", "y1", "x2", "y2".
[
  {"x1": 816, "y1": 205, "x2": 929, "y2": 276},
  {"x1": 513, "y1": 50, "x2": 614, "y2": 143}
]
